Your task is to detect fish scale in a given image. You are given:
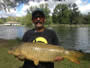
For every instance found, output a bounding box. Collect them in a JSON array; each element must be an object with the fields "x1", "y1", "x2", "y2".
[{"x1": 8, "y1": 42, "x2": 83, "y2": 66}]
